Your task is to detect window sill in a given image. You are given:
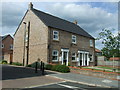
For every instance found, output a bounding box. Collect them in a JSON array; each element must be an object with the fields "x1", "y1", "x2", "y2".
[
  {"x1": 89, "y1": 61, "x2": 93, "y2": 62},
  {"x1": 53, "y1": 39, "x2": 59, "y2": 42},
  {"x1": 90, "y1": 46, "x2": 94, "y2": 48},
  {"x1": 52, "y1": 60, "x2": 59, "y2": 62},
  {"x1": 71, "y1": 60, "x2": 78, "y2": 62}
]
